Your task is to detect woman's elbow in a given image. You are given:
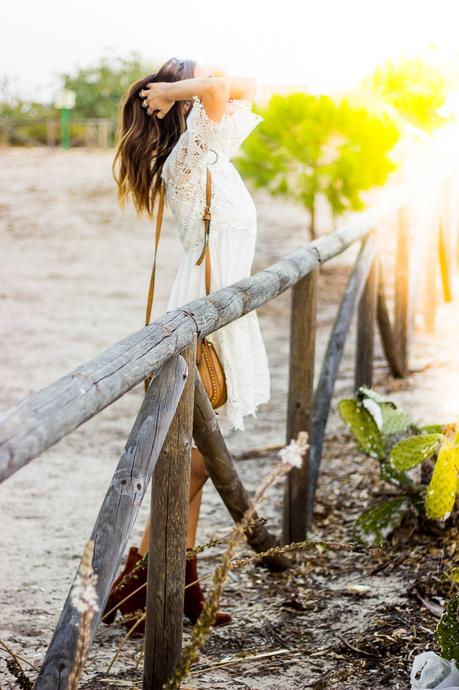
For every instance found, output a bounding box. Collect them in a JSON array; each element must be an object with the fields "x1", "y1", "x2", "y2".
[
  {"x1": 201, "y1": 78, "x2": 230, "y2": 122},
  {"x1": 244, "y1": 78, "x2": 257, "y2": 102},
  {"x1": 208, "y1": 77, "x2": 230, "y2": 101}
]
